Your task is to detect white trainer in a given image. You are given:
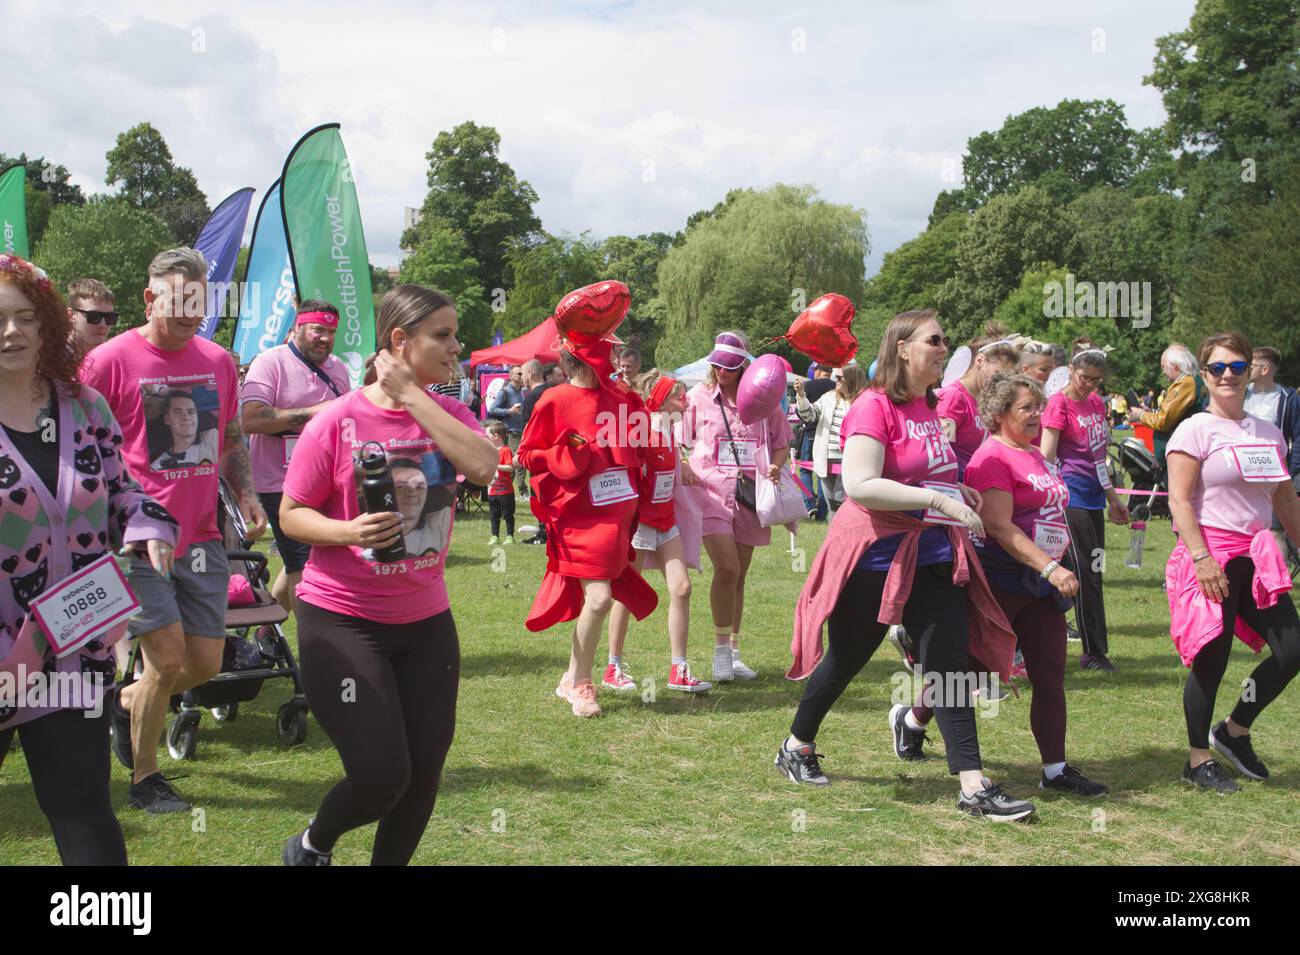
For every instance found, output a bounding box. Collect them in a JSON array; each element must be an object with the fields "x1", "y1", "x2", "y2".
[
  {"x1": 730, "y1": 649, "x2": 758, "y2": 681},
  {"x1": 712, "y1": 646, "x2": 734, "y2": 682}
]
